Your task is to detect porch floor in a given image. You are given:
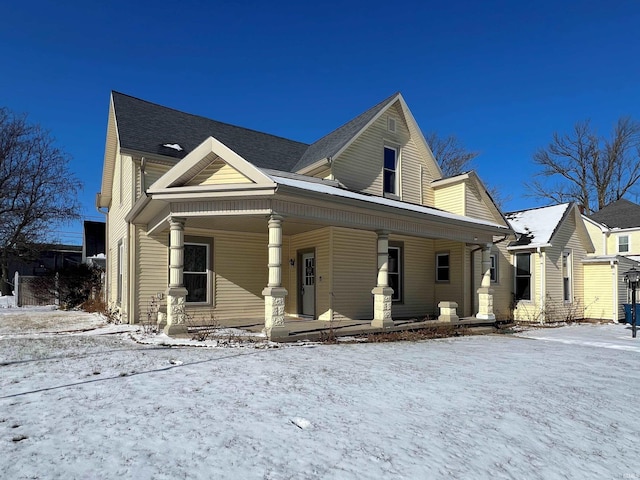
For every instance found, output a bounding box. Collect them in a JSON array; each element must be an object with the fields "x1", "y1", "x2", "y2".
[{"x1": 192, "y1": 315, "x2": 500, "y2": 342}]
